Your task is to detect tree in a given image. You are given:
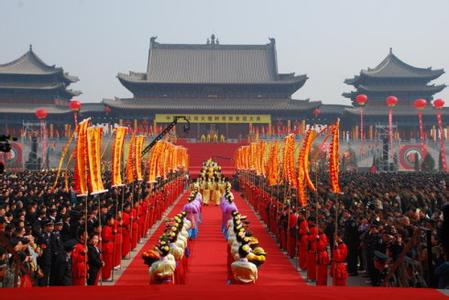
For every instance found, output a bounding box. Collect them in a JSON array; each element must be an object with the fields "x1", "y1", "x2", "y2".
[{"x1": 421, "y1": 152, "x2": 435, "y2": 172}]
